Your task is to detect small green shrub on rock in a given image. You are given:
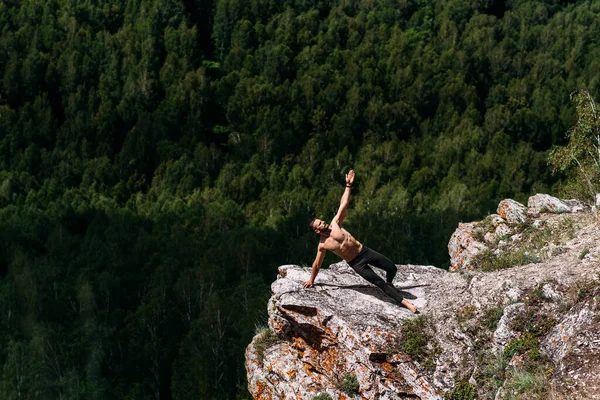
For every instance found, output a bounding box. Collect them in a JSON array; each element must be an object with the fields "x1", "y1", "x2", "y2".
[
  {"x1": 472, "y1": 248, "x2": 540, "y2": 272},
  {"x1": 253, "y1": 326, "x2": 279, "y2": 365},
  {"x1": 510, "y1": 309, "x2": 556, "y2": 338},
  {"x1": 312, "y1": 393, "x2": 333, "y2": 400},
  {"x1": 503, "y1": 368, "x2": 549, "y2": 399},
  {"x1": 456, "y1": 304, "x2": 477, "y2": 324},
  {"x1": 481, "y1": 305, "x2": 505, "y2": 331},
  {"x1": 579, "y1": 247, "x2": 590, "y2": 259},
  {"x1": 337, "y1": 373, "x2": 359, "y2": 394},
  {"x1": 500, "y1": 302, "x2": 556, "y2": 399},
  {"x1": 566, "y1": 275, "x2": 600, "y2": 303},
  {"x1": 474, "y1": 351, "x2": 508, "y2": 395},
  {"x1": 470, "y1": 224, "x2": 556, "y2": 272},
  {"x1": 444, "y1": 379, "x2": 477, "y2": 400},
  {"x1": 504, "y1": 334, "x2": 539, "y2": 361},
  {"x1": 400, "y1": 315, "x2": 441, "y2": 373}
]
